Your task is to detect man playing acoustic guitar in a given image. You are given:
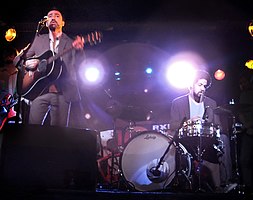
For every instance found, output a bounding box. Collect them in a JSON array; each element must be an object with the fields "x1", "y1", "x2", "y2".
[{"x1": 23, "y1": 7, "x2": 85, "y2": 127}]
